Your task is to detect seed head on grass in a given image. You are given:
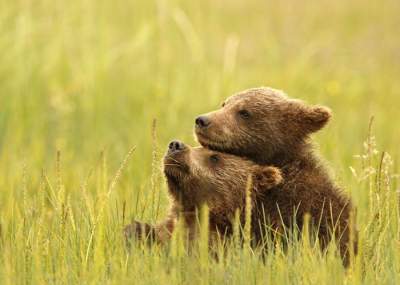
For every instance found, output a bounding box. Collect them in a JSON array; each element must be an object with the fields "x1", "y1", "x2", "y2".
[
  {"x1": 85, "y1": 146, "x2": 136, "y2": 268},
  {"x1": 244, "y1": 174, "x2": 253, "y2": 251}
]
